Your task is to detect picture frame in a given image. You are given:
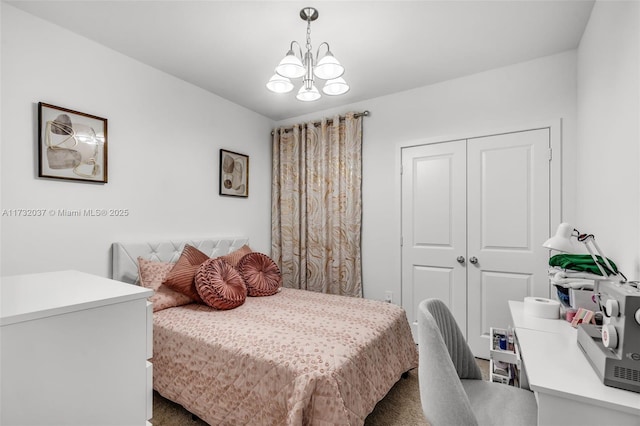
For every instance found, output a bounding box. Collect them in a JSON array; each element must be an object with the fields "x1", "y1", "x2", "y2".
[
  {"x1": 38, "y1": 102, "x2": 108, "y2": 183},
  {"x1": 219, "y1": 149, "x2": 249, "y2": 197}
]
